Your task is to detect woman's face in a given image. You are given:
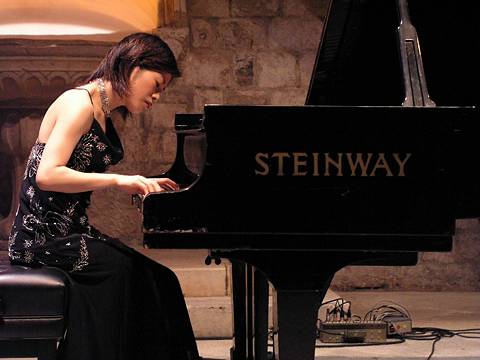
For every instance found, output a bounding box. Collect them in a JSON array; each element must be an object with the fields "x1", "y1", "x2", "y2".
[{"x1": 125, "y1": 67, "x2": 172, "y2": 113}]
